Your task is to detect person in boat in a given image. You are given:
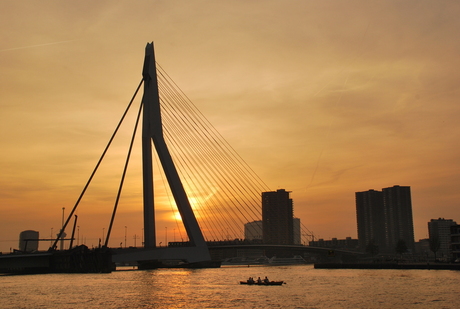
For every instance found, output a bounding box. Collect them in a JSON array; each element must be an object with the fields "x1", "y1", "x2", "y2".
[
  {"x1": 263, "y1": 276, "x2": 269, "y2": 283},
  {"x1": 257, "y1": 277, "x2": 262, "y2": 284},
  {"x1": 247, "y1": 277, "x2": 254, "y2": 284}
]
